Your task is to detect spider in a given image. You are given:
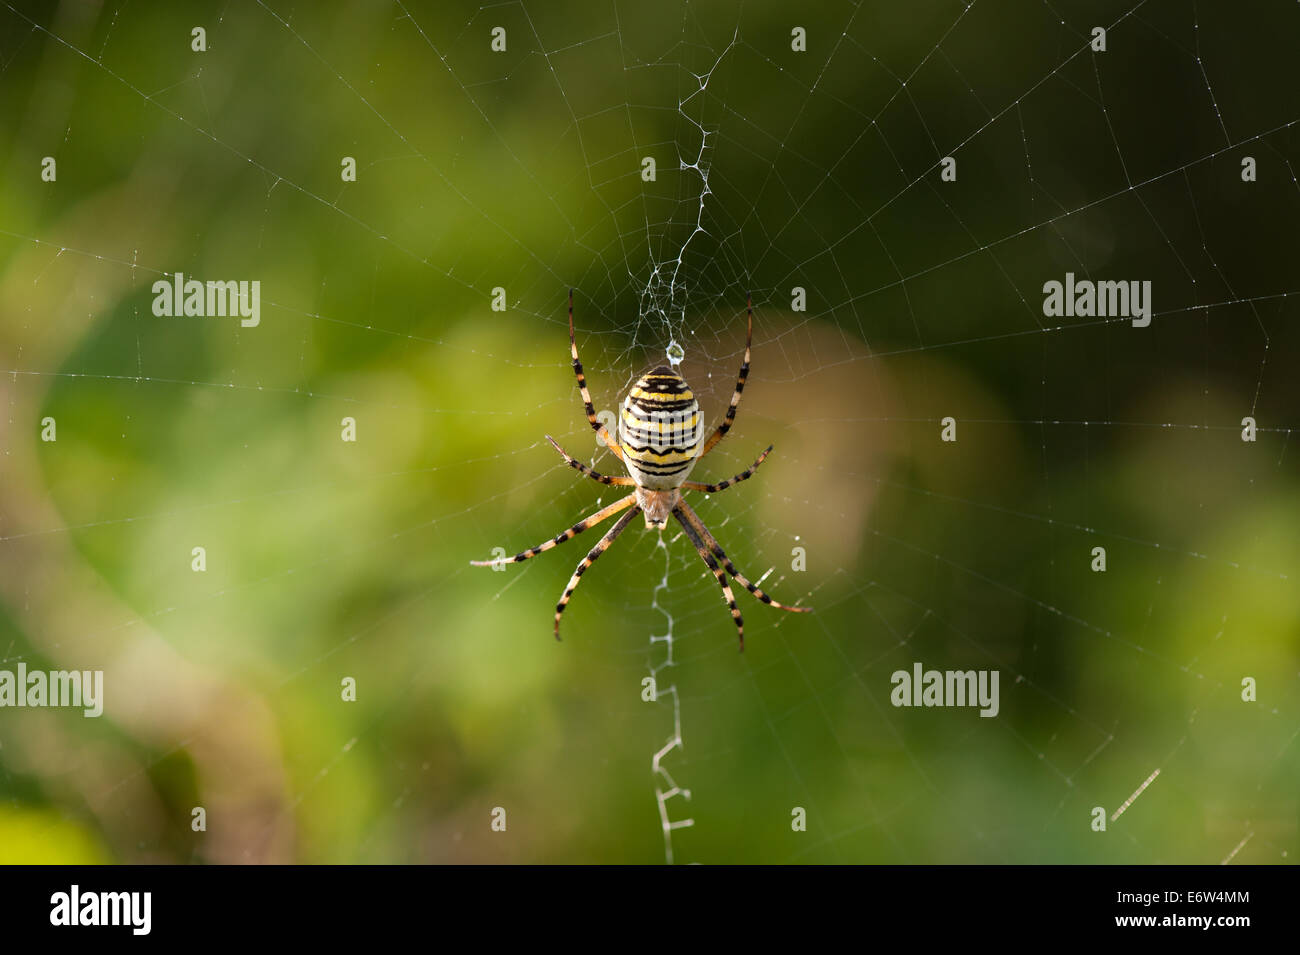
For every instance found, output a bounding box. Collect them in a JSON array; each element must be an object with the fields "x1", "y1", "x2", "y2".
[{"x1": 471, "y1": 290, "x2": 811, "y2": 649}]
